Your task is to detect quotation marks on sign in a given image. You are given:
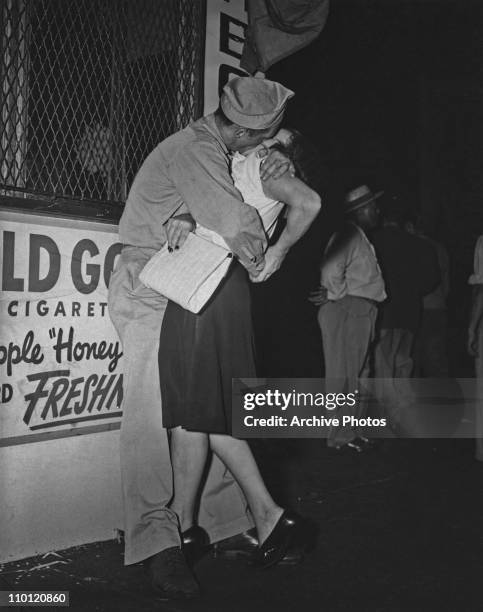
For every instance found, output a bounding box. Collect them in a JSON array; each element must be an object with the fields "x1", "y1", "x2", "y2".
[{"x1": 50, "y1": 327, "x2": 123, "y2": 373}]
